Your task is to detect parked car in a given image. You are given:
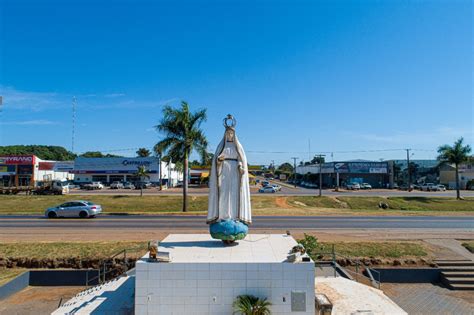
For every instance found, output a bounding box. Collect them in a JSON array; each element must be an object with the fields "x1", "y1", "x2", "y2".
[
  {"x1": 271, "y1": 184, "x2": 282, "y2": 191},
  {"x1": 123, "y1": 182, "x2": 135, "y2": 189},
  {"x1": 261, "y1": 181, "x2": 270, "y2": 187},
  {"x1": 420, "y1": 183, "x2": 435, "y2": 191},
  {"x1": 259, "y1": 186, "x2": 276, "y2": 193},
  {"x1": 83, "y1": 182, "x2": 104, "y2": 190},
  {"x1": 45, "y1": 200, "x2": 102, "y2": 219},
  {"x1": 399, "y1": 184, "x2": 414, "y2": 191},
  {"x1": 360, "y1": 183, "x2": 372, "y2": 190},
  {"x1": 110, "y1": 181, "x2": 124, "y2": 189},
  {"x1": 135, "y1": 182, "x2": 152, "y2": 189},
  {"x1": 432, "y1": 184, "x2": 446, "y2": 191},
  {"x1": 346, "y1": 183, "x2": 360, "y2": 190}
]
